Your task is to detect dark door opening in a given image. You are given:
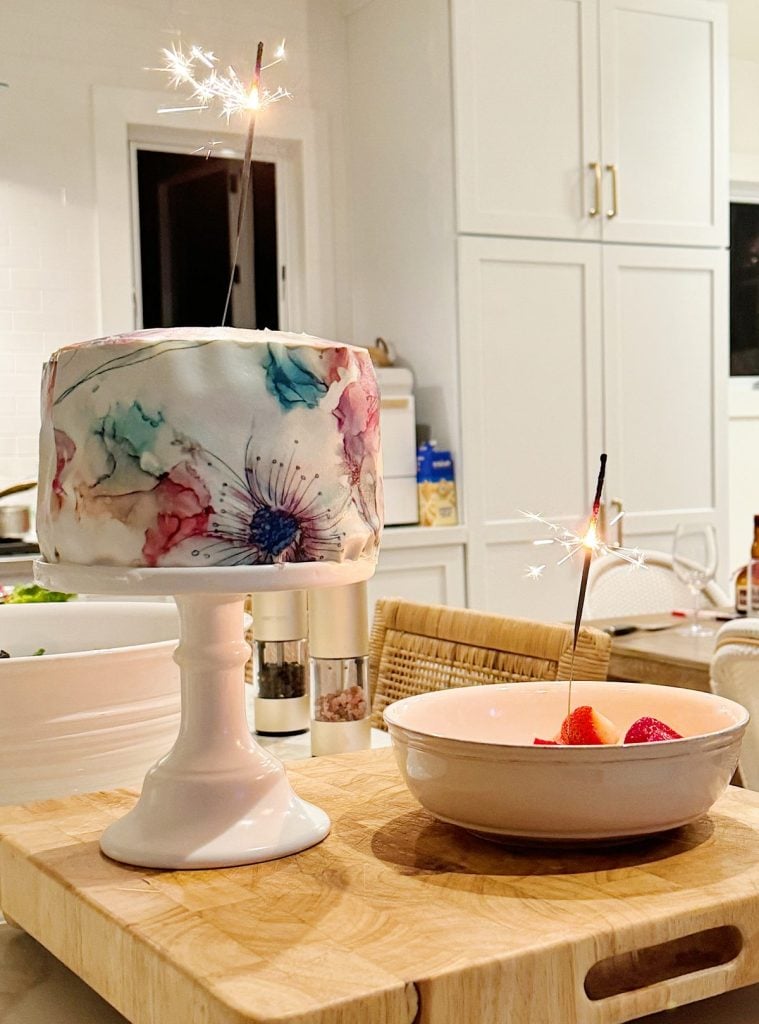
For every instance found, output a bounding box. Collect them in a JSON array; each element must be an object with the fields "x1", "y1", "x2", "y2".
[{"x1": 136, "y1": 149, "x2": 279, "y2": 330}]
